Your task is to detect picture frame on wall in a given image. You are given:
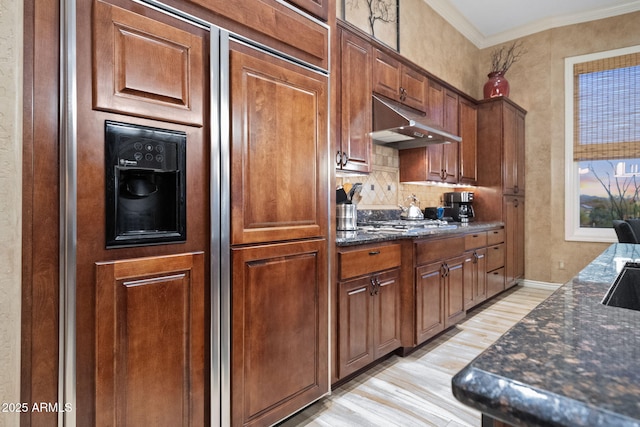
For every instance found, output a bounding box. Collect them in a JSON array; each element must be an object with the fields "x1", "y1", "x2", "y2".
[{"x1": 341, "y1": 0, "x2": 399, "y2": 52}]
